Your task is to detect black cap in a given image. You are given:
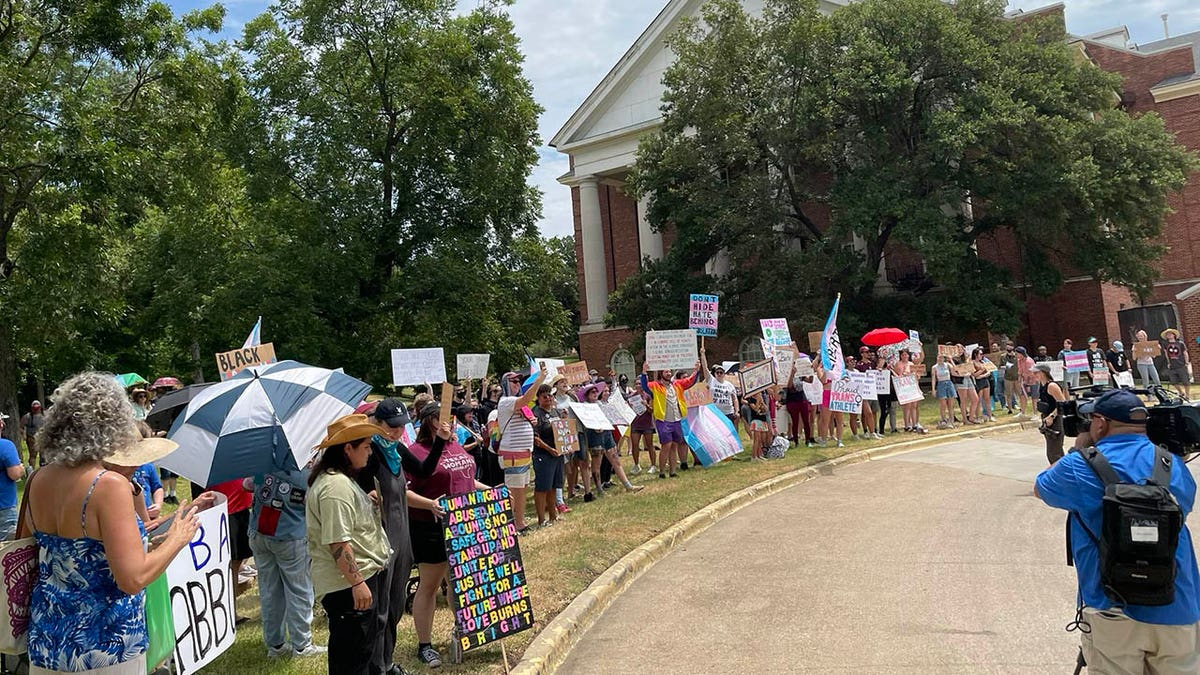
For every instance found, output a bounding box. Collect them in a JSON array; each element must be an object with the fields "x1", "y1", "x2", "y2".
[{"x1": 374, "y1": 398, "x2": 410, "y2": 428}]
